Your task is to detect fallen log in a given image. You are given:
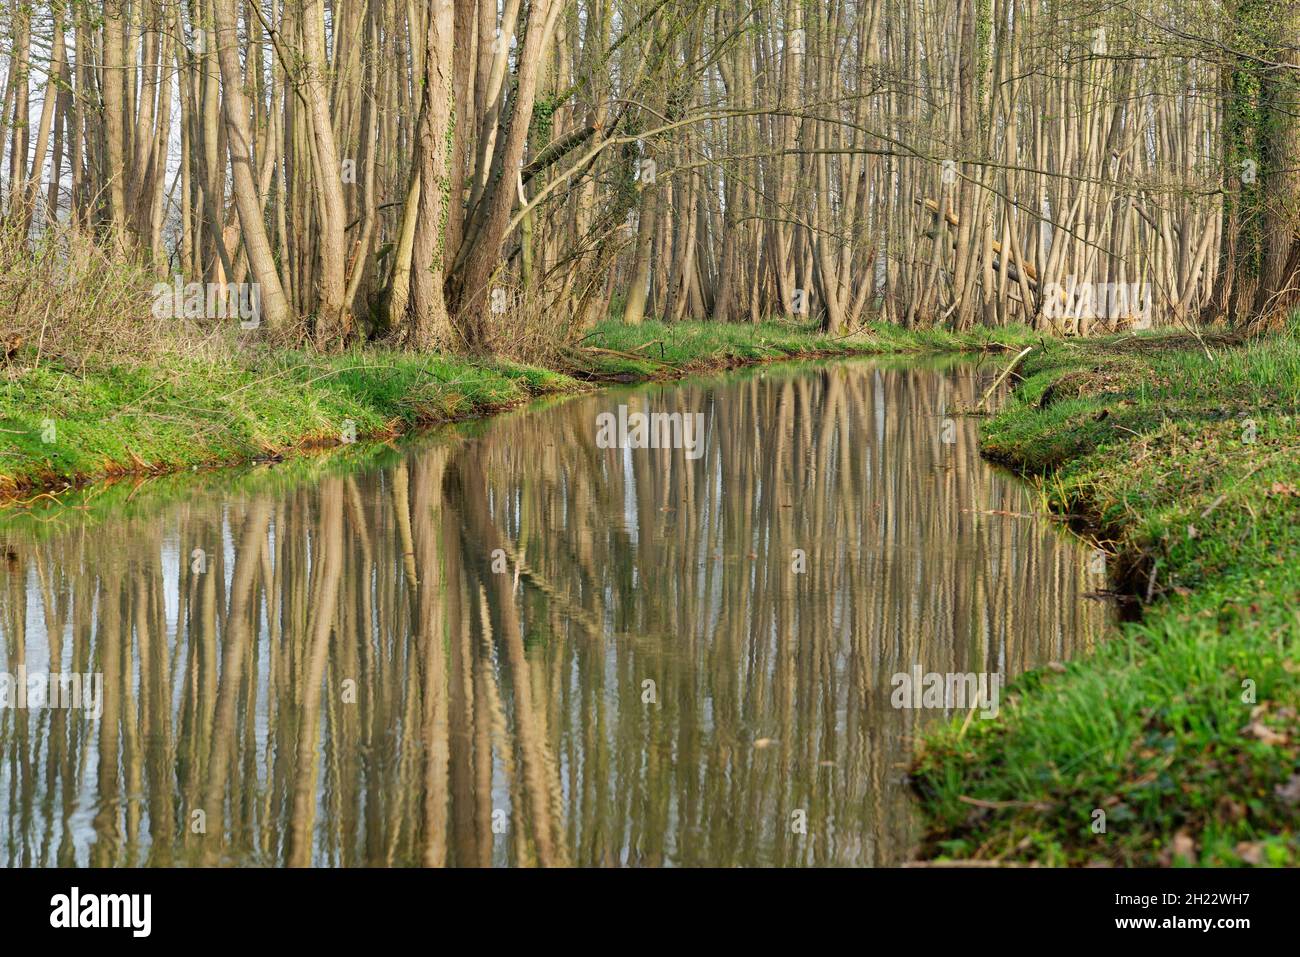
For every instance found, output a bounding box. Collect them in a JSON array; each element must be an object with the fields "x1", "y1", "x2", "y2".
[{"x1": 915, "y1": 197, "x2": 1041, "y2": 289}]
